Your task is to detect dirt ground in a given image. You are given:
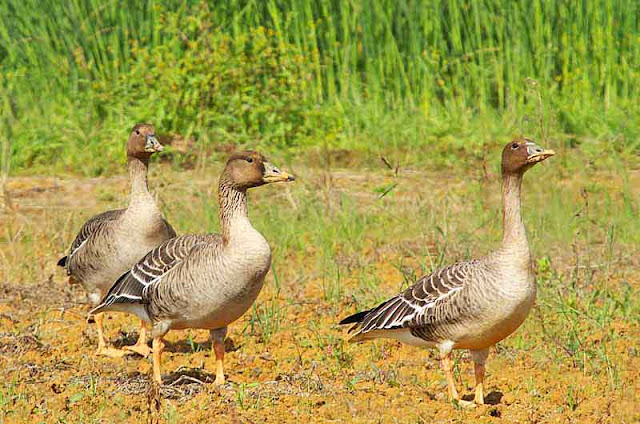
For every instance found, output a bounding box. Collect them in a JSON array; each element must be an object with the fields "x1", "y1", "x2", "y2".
[{"x1": 0, "y1": 165, "x2": 638, "y2": 423}]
